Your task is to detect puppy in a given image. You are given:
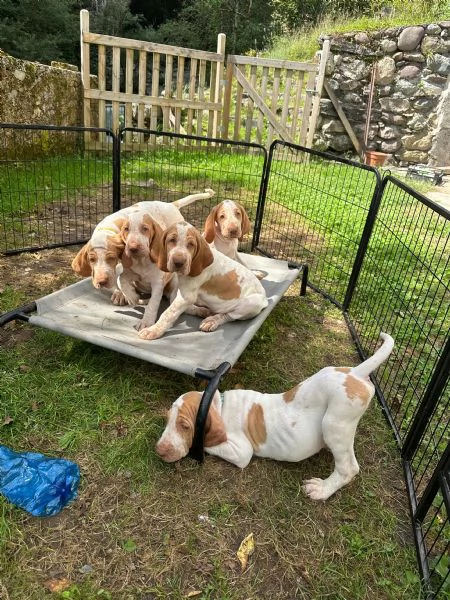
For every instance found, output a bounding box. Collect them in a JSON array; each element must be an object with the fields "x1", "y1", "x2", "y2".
[
  {"x1": 156, "y1": 333, "x2": 395, "y2": 500},
  {"x1": 71, "y1": 190, "x2": 215, "y2": 305},
  {"x1": 138, "y1": 221, "x2": 268, "y2": 340},
  {"x1": 115, "y1": 209, "x2": 178, "y2": 330},
  {"x1": 71, "y1": 205, "x2": 131, "y2": 305},
  {"x1": 203, "y1": 200, "x2": 251, "y2": 260},
  {"x1": 203, "y1": 200, "x2": 265, "y2": 279}
]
